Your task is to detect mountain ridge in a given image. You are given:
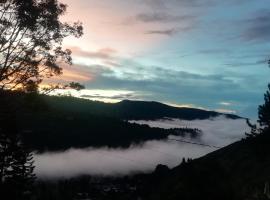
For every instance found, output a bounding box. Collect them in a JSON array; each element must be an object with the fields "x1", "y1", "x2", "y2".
[{"x1": 43, "y1": 96, "x2": 242, "y2": 120}]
